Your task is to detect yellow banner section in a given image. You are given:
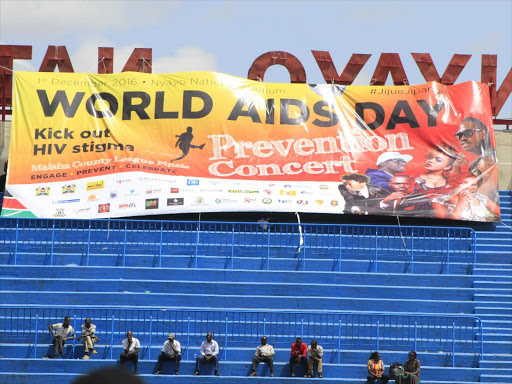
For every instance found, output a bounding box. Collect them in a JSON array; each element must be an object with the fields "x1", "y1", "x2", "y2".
[{"x1": 3, "y1": 71, "x2": 499, "y2": 221}]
